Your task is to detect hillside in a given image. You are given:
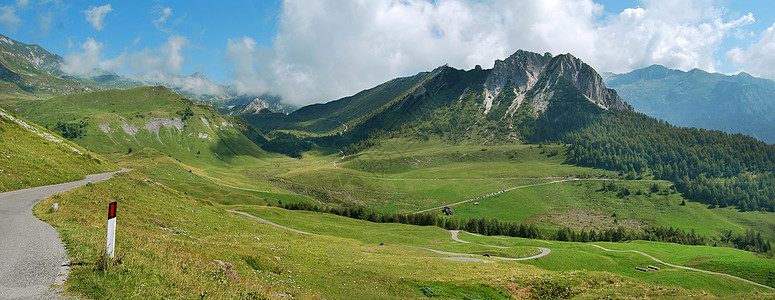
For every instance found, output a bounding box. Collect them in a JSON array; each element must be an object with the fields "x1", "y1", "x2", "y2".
[
  {"x1": 0, "y1": 34, "x2": 92, "y2": 98},
  {"x1": 0, "y1": 105, "x2": 116, "y2": 192},
  {"x1": 5, "y1": 86, "x2": 268, "y2": 166},
  {"x1": 603, "y1": 65, "x2": 775, "y2": 143}
]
